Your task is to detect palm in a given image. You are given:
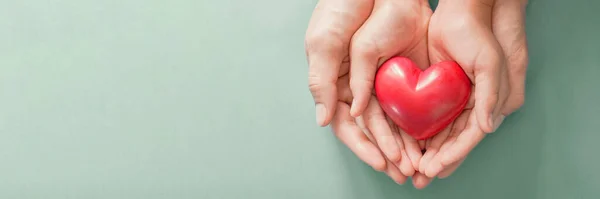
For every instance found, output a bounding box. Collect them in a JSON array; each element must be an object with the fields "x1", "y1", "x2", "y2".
[
  {"x1": 356, "y1": 2, "x2": 436, "y2": 185},
  {"x1": 334, "y1": 1, "x2": 433, "y2": 182},
  {"x1": 413, "y1": 3, "x2": 503, "y2": 182},
  {"x1": 358, "y1": 1, "x2": 434, "y2": 176}
]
